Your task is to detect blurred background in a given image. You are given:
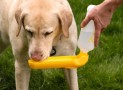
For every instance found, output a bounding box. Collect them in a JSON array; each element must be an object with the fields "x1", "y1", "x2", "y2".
[{"x1": 0, "y1": 0, "x2": 123, "y2": 90}]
